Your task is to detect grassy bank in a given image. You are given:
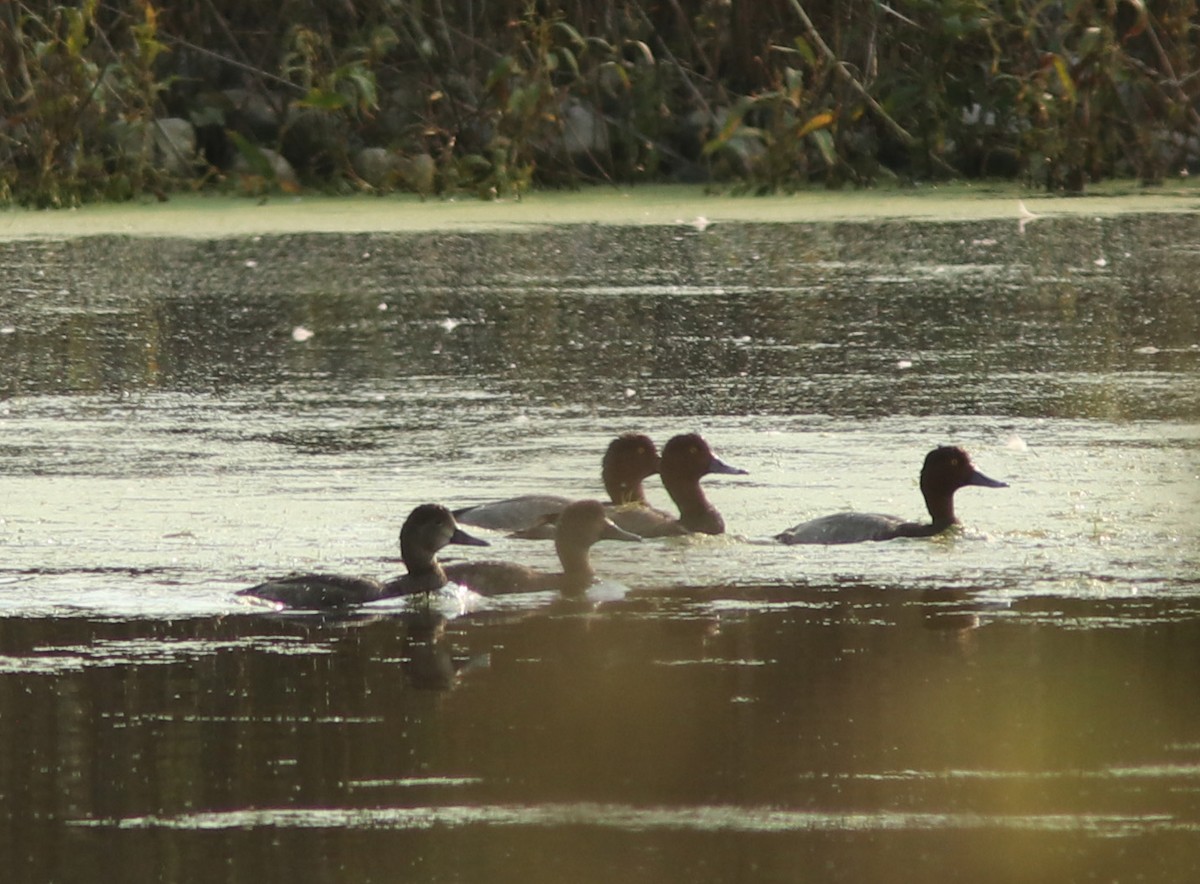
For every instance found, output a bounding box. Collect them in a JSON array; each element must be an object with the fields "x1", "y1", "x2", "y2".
[{"x1": 2, "y1": 181, "x2": 1197, "y2": 241}]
